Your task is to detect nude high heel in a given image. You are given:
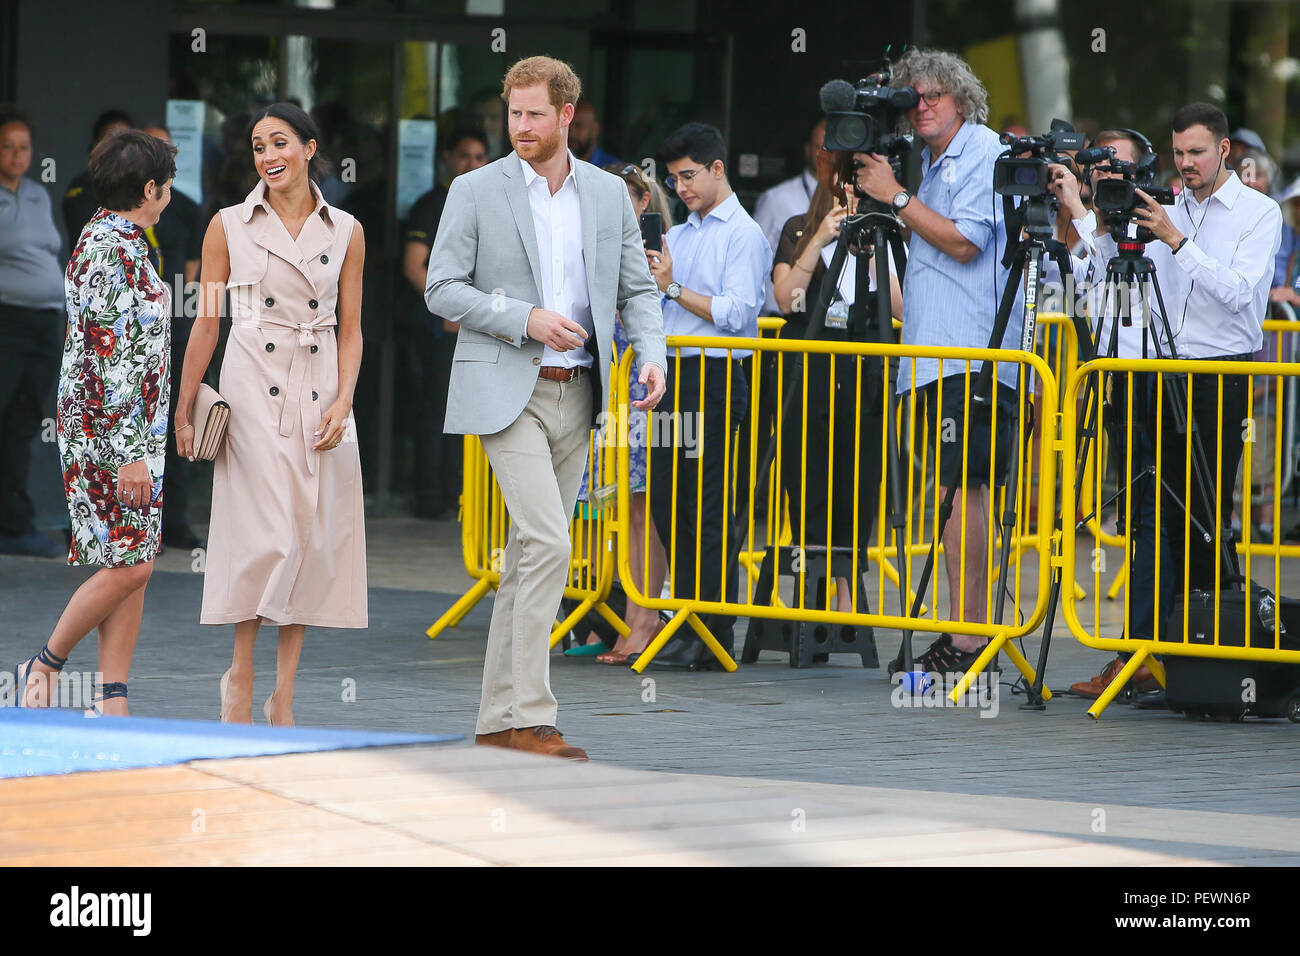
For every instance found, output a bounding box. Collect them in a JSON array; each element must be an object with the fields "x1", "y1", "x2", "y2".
[{"x1": 263, "y1": 694, "x2": 275, "y2": 727}]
